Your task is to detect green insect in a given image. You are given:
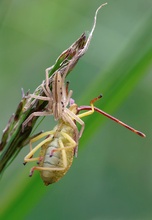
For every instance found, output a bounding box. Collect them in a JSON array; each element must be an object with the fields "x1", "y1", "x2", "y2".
[
  {"x1": 23, "y1": 92, "x2": 145, "y2": 185},
  {"x1": 23, "y1": 95, "x2": 102, "y2": 185}
]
